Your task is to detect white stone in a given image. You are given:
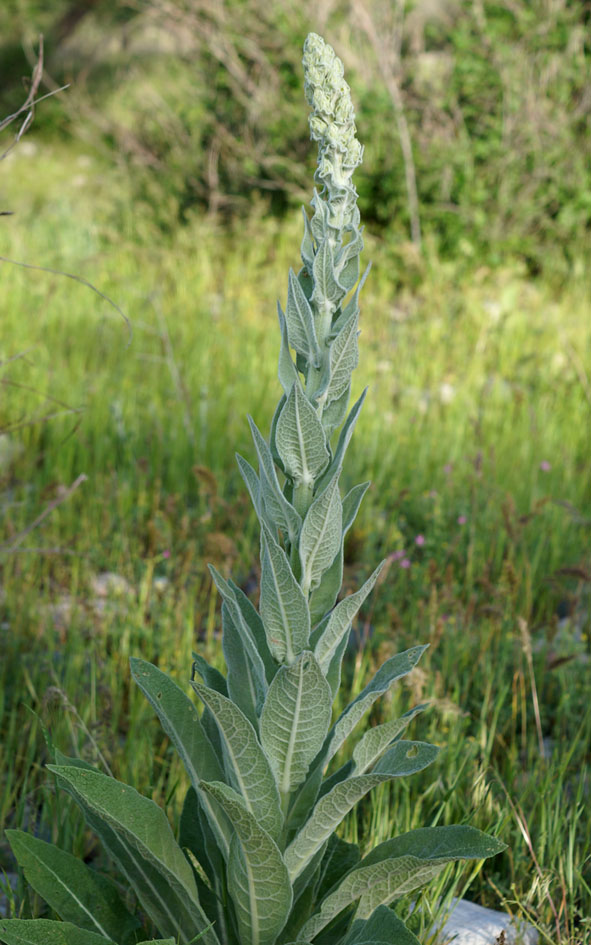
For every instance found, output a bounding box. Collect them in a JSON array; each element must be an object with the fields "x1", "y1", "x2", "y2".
[{"x1": 433, "y1": 898, "x2": 538, "y2": 944}]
